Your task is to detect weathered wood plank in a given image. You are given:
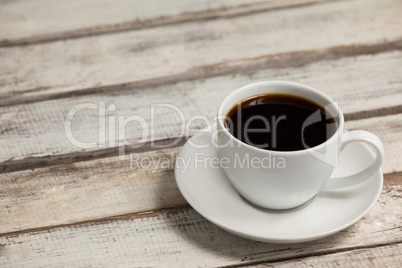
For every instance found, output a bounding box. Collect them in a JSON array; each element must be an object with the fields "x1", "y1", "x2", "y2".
[
  {"x1": 0, "y1": 0, "x2": 329, "y2": 47},
  {"x1": 0, "y1": 114, "x2": 401, "y2": 235},
  {"x1": 1, "y1": 50, "x2": 402, "y2": 170},
  {"x1": 0, "y1": 173, "x2": 400, "y2": 267},
  {"x1": 1, "y1": 0, "x2": 401, "y2": 104},
  {"x1": 248, "y1": 243, "x2": 402, "y2": 267},
  {"x1": 0, "y1": 147, "x2": 184, "y2": 234}
]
